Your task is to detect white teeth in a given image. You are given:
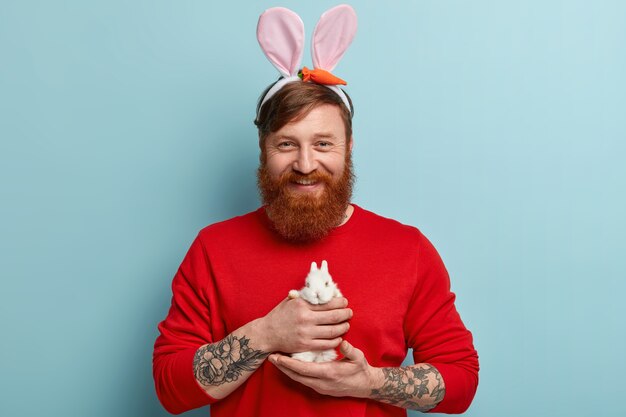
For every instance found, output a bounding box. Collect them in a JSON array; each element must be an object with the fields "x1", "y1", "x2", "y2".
[{"x1": 295, "y1": 179, "x2": 316, "y2": 185}]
